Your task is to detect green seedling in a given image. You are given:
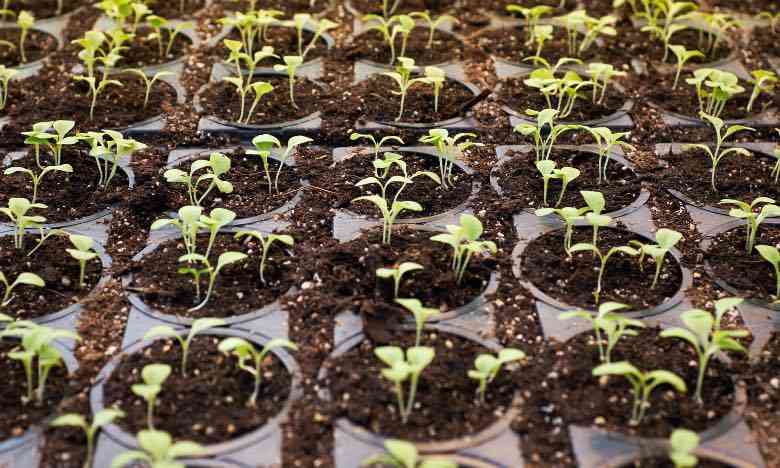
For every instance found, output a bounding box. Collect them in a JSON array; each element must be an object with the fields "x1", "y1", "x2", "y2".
[
  {"x1": 4, "y1": 163, "x2": 73, "y2": 204},
  {"x1": 350, "y1": 133, "x2": 404, "y2": 164},
  {"x1": 234, "y1": 230, "x2": 294, "y2": 283},
  {"x1": 720, "y1": 197, "x2": 780, "y2": 254},
  {"x1": 424, "y1": 66, "x2": 445, "y2": 113},
  {"x1": 198, "y1": 207, "x2": 236, "y2": 259},
  {"x1": 21, "y1": 121, "x2": 55, "y2": 170},
  {"x1": 163, "y1": 152, "x2": 233, "y2": 207},
  {"x1": 178, "y1": 251, "x2": 247, "y2": 311},
  {"x1": 747, "y1": 69, "x2": 777, "y2": 113},
  {"x1": 523, "y1": 67, "x2": 593, "y2": 119},
  {"x1": 375, "y1": 345, "x2": 435, "y2": 424},
  {"x1": 78, "y1": 130, "x2": 147, "y2": 189},
  {"x1": 150, "y1": 205, "x2": 203, "y2": 257},
  {"x1": 410, "y1": 11, "x2": 456, "y2": 49},
  {"x1": 669, "y1": 45, "x2": 704, "y2": 90},
  {"x1": 569, "y1": 243, "x2": 638, "y2": 304},
  {"x1": 535, "y1": 160, "x2": 580, "y2": 207},
  {"x1": 669, "y1": 428, "x2": 700, "y2": 468},
  {"x1": 430, "y1": 214, "x2": 497, "y2": 284},
  {"x1": 248, "y1": 134, "x2": 312, "y2": 193},
  {"x1": 362, "y1": 14, "x2": 408, "y2": 65},
  {"x1": 362, "y1": 439, "x2": 456, "y2": 468},
  {"x1": 586, "y1": 62, "x2": 626, "y2": 105},
  {"x1": 629, "y1": 228, "x2": 683, "y2": 288},
  {"x1": 352, "y1": 197, "x2": 422, "y2": 245},
  {"x1": 143, "y1": 318, "x2": 225, "y2": 376},
  {"x1": 527, "y1": 24, "x2": 554, "y2": 62},
  {"x1": 357, "y1": 151, "x2": 439, "y2": 206},
  {"x1": 418, "y1": 129, "x2": 482, "y2": 190},
  {"x1": 759, "y1": 11, "x2": 780, "y2": 34},
  {"x1": 506, "y1": 4, "x2": 553, "y2": 43},
  {"x1": 586, "y1": 127, "x2": 636, "y2": 184},
  {"x1": 395, "y1": 298, "x2": 439, "y2": 347},
  {"x1": 34, "y1": 120, "x2": 78, "y2": 166},
  {"x1": 581, "y1": 190, "x2": 610, "y2": 246},
  {"x1": 17, "y1": 11, "x2": 33, "y2": 63},
  {"x1": 0, "y1": 270, "x2": 44, "y2": 307},
  {"x1": 222, "y1": 41, "x2": 278, "y2": 123},
  {"x1": 110, "y1": 429, "x2": 204, "y2": 468},
  {"x1": 0, "y1": 65, "x2": 17, "y2": 111},
  {"x1": 686, "y1": 69, "x2": 744, "y2": 119},
  {"x1": 514, "y1": 108, "x2": 581, "y2": 162},
  {"x1": 131, "y1": 363, "x2": 171, "y2": 430},
  {"x1": 273, "y1": 55, "x2": 303, "y2": 108},
  {"x1": 218, "y1": 336, "x2": 297, "y2": 407},
  {"x1": 51, "y1": 409, "x2": 125, "y2": 468},
  {"x1": 127, "y1": 70, "x2": 175, "y2": 108},
  {"x1": 468, "y1": 348, "x2": 525, "y2": 404},
  {"x1": 65, "y1": 234, "x2": 98, "y2": 289},
  {"x1": 593, "y1": 361, "x2": 687, "y2": 425},
  {"x1": 757, "y1": 245, "x2": 780, "y2": 301},
  {"x1": 0, "y1": 197, "x2": 47, "y2": 249},
  {"x1": 384, "y1": 57, "x2": 432, "y2": 121},
  {"x1": 377, "y1": 262, "x2": 423, "y2": 300},
  {"x1": 559, "y1": 302, "x2": 639, "y2": 363}
]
